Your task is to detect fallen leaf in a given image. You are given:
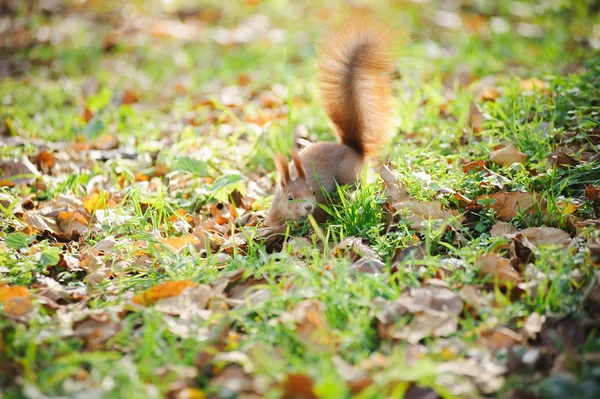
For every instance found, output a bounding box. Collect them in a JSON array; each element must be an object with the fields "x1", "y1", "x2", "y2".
[
  {"x1": 72, "y1": 313, "x2": 121, "y2": 350},
  {"x1": 23, "y1": 211, "x2": 61, "y2": 236},
  {"x1": 554, "y1": 150, "x2": 580, "y2": 168},
  {"x1": 479, "y1": 326, "x2": 524, "y2": 351},
  {"x1": 522, "y1": 312, "x2": 546, "y2": 339},
  {"x1": 92, "y1": 134, "x2": 119, "y2": 150},
  {"x1": 489, "y1": 145, "x2": 527, "y2": 167},
  {"x1": 333, "y1": 237, "x2": 379, "y2": 262},
  {"x1": 380, "y1": 163, "x2": 410, "y2": 202},
  {"x1": 468, "y1": 101, "x2": 485, "y2": 133},
  {"x1": 82, "y1": 106, "x2": 93, "y2": 123},
  {"x1": 478, "y1": 86, "x2": 501, "y2": 102},
  {"x1": 462, "y1": 160, "x2": 485, "y2": 174},
  {"x1": 283, "y1": 374, "x2": 318, "y2": 399},
  {"x1": 519, "y1": 77, "x2": 549, "y2": 93},
  {"x1": 437, "y1": 355, "x2": 506, "y2": 394},
  {"x1": 83, "y1": 192, "x2": 112, "y2": 213},
  {"x1": 57, "y1": 211, "x2": 90, "y2": 239},
  {"x1": 121, "y1": 89, "x2": 138, "y2": 105},
  {"x1": 0, "y1": 284, "x2": 32, "y2": 317},
  {"x1": 490, "y1": 221, "x2": 517, "y2": 237},
  {"x1": 0, "y1": 156, "x2": 40, "y2": 186},
  {"x1": 35, "y1": 149, "x2": 54, "y2": 174},
  {"x1": 391, "y1": 243, "x2": 426, "y2": 266},
  {"x1": 349, "y1": 257, "x2": 386, "y2": 276},
  {"x1": 154, "y1": 285, "x2": 214, "y2": 317},
  {"x1": 585, "y1": 185, "x2": 600, "y2": 202},
  {"x1": 517, "y1": 227, "x2": 572, "y2": 247},
  {"x1": 134, "y1": 280, "x2": 198, "y2": 306},
  {"x1": 160, "y1": 235, "x2": 203, "y2": 251},
  {"x1": 391, "y1": 200, "x2": 463, "y2": 232},
  {"x1": 280, "y1": 300, "x2": 337, "y2": 349},
  {"x1": 476, "y1": 254, "x2": 521, "y2": 286},
  {"x1": 471, "y1": 192, "x2": 543, "y2": 222},
  {"x1": 377, "y1": 283, "x2": 463, "y2": 344}
]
